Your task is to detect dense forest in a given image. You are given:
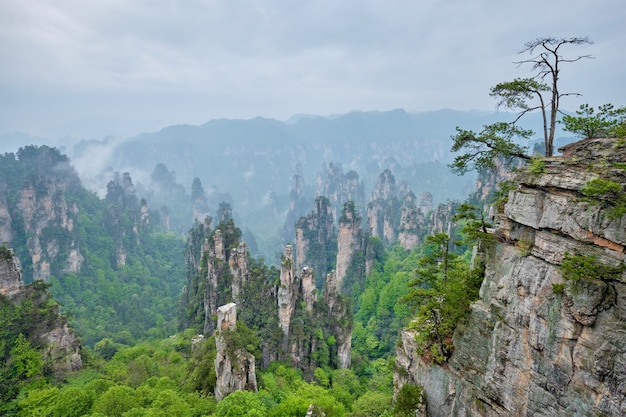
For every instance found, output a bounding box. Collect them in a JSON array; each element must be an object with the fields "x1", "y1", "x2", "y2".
[{"x1": 0, "y1": 144, "x2": 487, "y2": 415}]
